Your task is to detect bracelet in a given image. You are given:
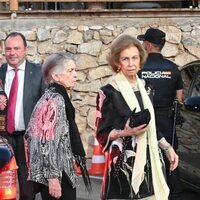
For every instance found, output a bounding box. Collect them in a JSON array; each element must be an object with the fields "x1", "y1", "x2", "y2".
[{"x1": 163, "y1": 144, "x2": 172, "y2": 152}]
